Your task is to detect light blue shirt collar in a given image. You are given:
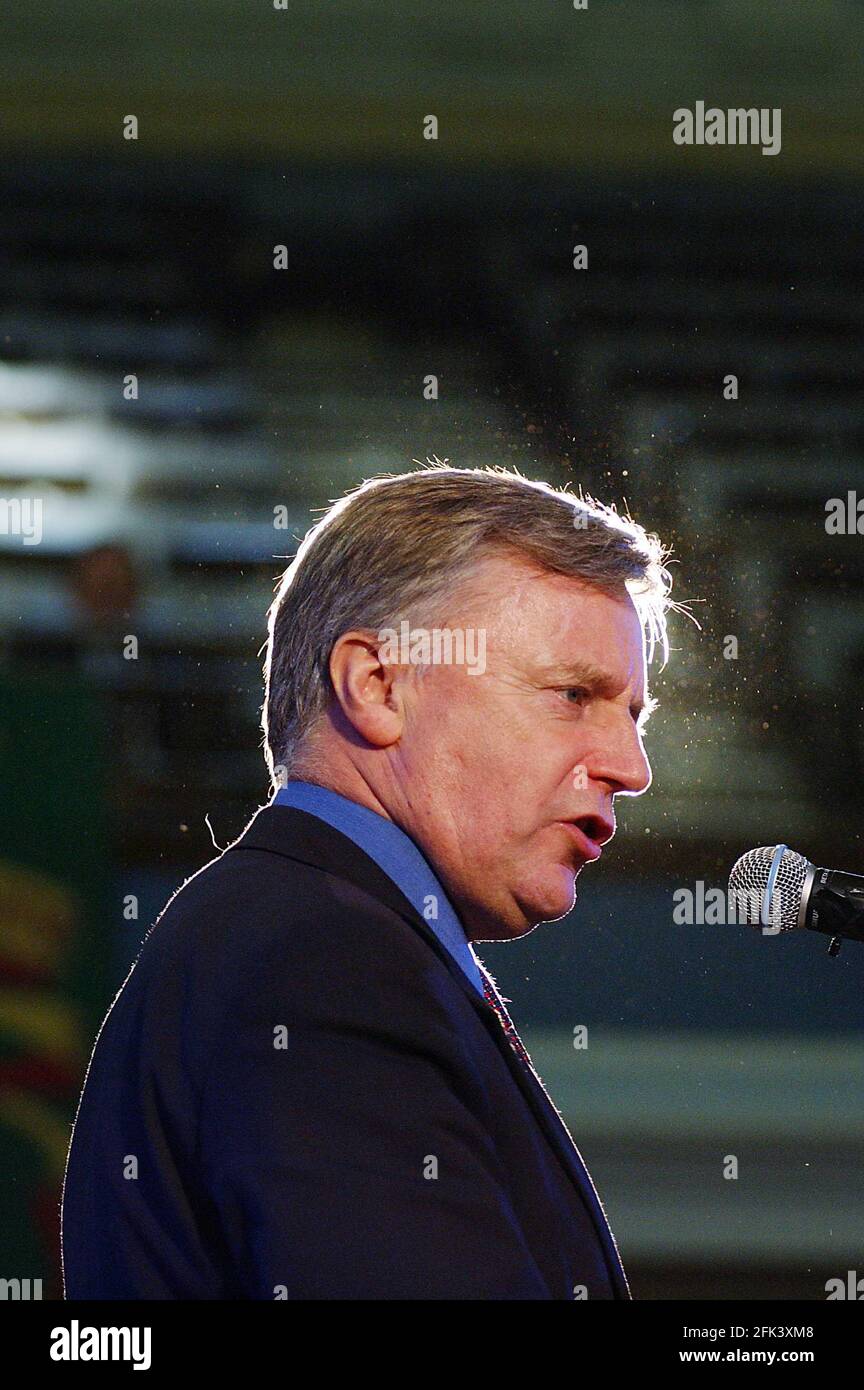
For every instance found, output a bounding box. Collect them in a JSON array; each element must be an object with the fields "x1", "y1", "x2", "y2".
[{"x1": 272, "y1": 781, "x2": 485, "y2": 997}]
